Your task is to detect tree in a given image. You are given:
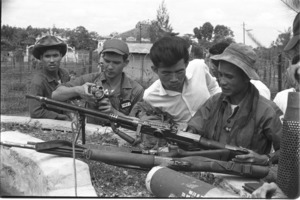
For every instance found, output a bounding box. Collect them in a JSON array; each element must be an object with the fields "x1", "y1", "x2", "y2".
[
  {"x1": 156, "y1": 0, "x2": 173, "y2": 32},
  {"x1": 149, "y1": 0, "x2": 174, "y2": 42},
  {"x1": 201, "y1": 22, "x2": 214, "y2": 41},
  {"x1": 213, "y1": 25, "x2": 234, "y2": 43},
  {"x1": 193, "y1": 22, "x2": 234, "y2": 50},
  {"x1": 67, "y1": 26, "x2": 98, "y2": 50}
]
